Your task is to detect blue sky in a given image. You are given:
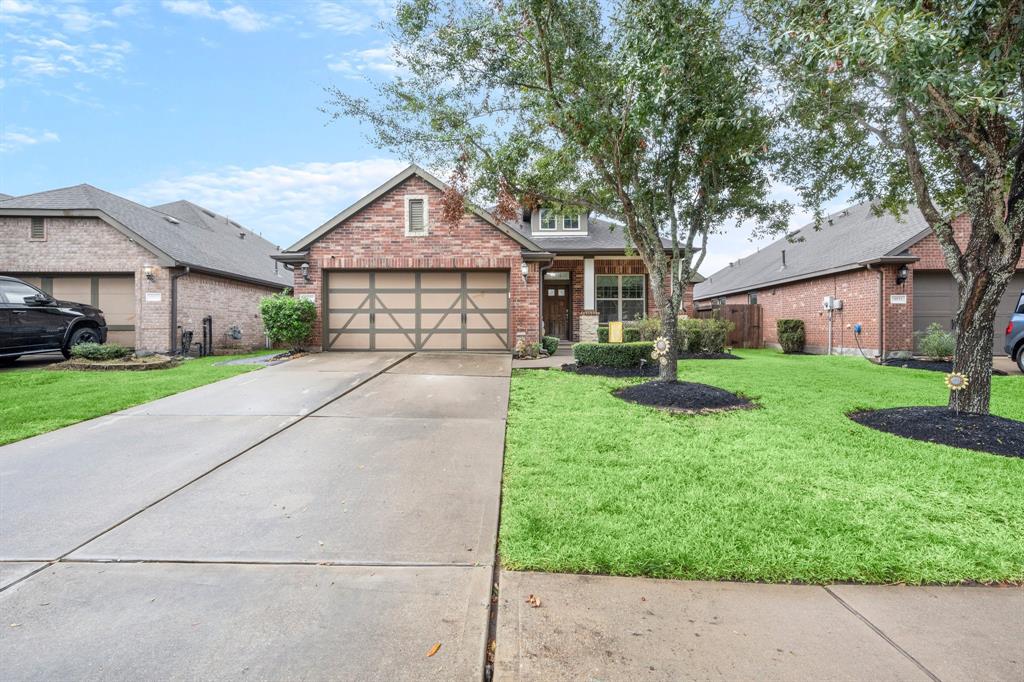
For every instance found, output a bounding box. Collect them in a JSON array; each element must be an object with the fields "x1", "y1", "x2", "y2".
[{"x1": 0, "y1": 0, "x2": 846, "y2": 274}]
